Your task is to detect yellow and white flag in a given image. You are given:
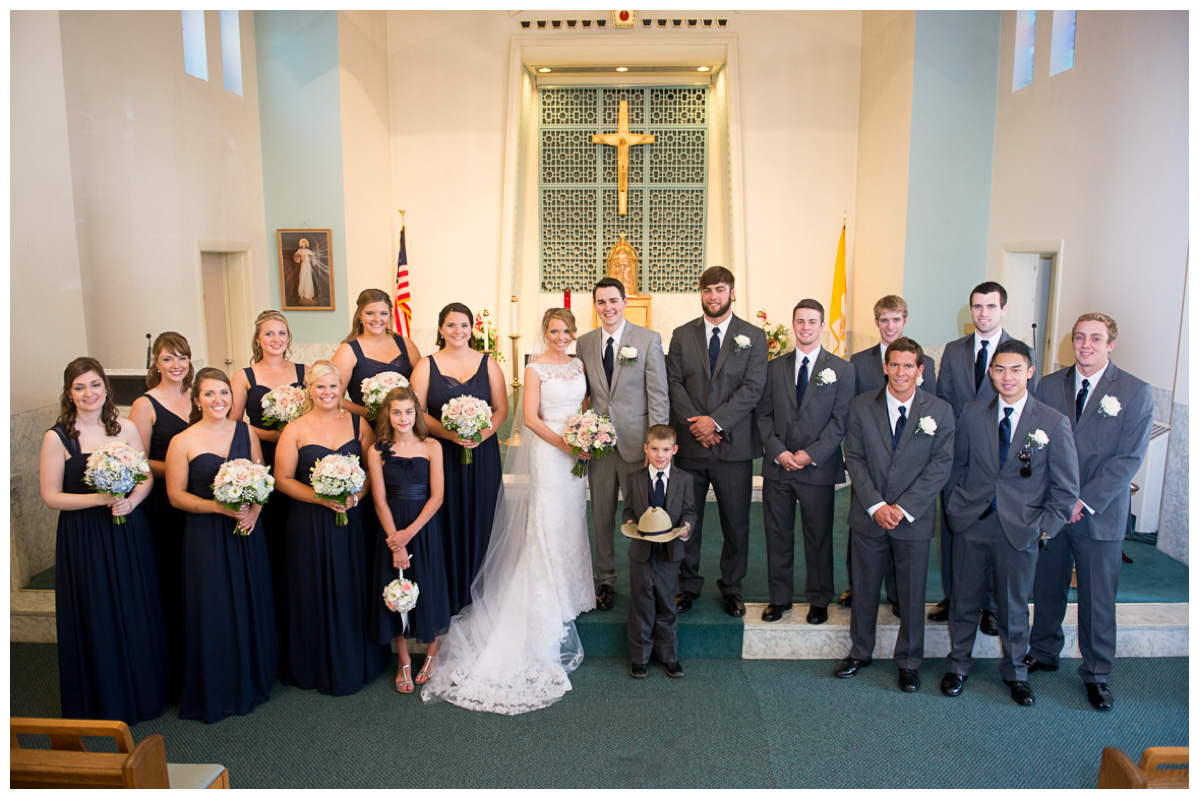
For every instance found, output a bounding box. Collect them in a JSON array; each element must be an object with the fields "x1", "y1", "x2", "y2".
[{"x1": 828, "y1": 223, "x2": 848, "y2": 357}]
